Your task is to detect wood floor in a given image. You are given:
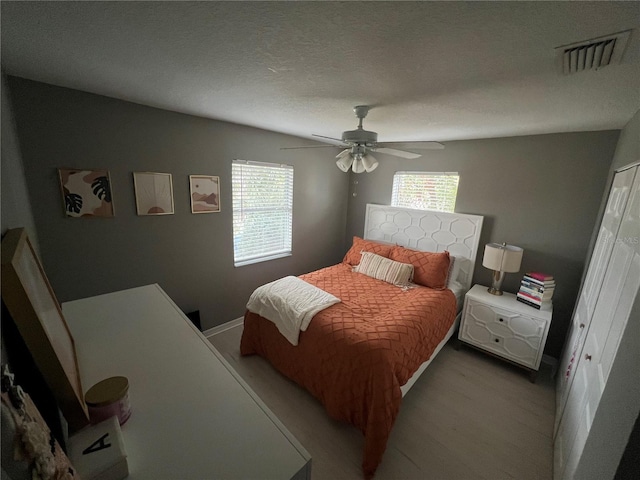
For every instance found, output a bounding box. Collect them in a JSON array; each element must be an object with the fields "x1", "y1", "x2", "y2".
[{"x1": 208, "y1": 323, "x2": 555, "y2": 480}]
